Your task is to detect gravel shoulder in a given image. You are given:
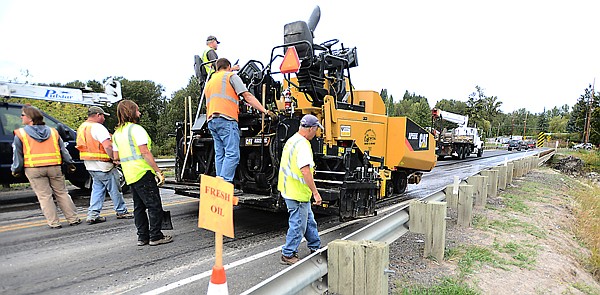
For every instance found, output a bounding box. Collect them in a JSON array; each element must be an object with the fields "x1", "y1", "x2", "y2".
[{"x1": 387, "y1": 166, "x2": 600, "y2": 295}]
